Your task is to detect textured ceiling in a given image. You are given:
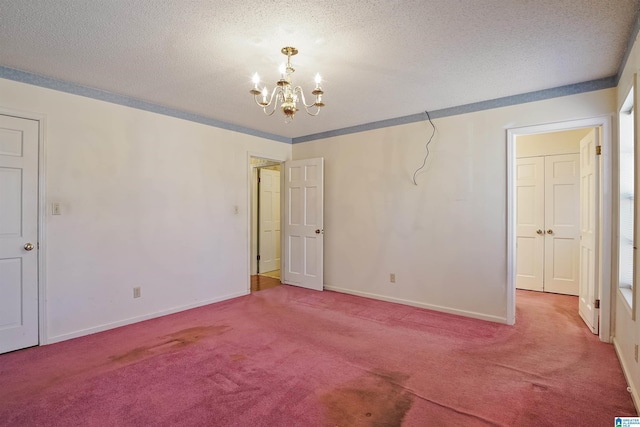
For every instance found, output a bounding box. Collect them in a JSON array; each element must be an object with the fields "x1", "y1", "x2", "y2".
[{"x1": 0, "y1": 0, "x2": 638, "y2": 139}]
